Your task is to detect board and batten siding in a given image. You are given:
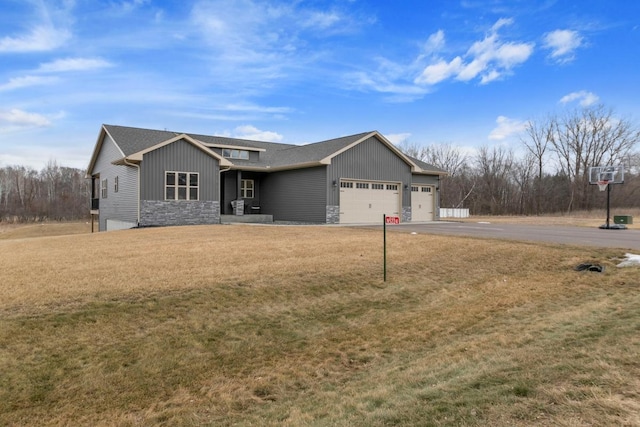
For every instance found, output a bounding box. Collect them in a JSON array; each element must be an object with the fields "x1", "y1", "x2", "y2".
[
  {"x1": 139, "y1": 139, "x2": 220, "y2": 201},
  {"x1": 327, "y1": 136, "x2": 412, "y2": 207},
  {"x1": 411, "y1": 174, "x2": 439, "y2": 185},
  {"x1": 93, "y1": 134, "x2": 139, "y2": 231},
  {"x1": 260, "y1": 166, "x2": 327, "y2": 222}
]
